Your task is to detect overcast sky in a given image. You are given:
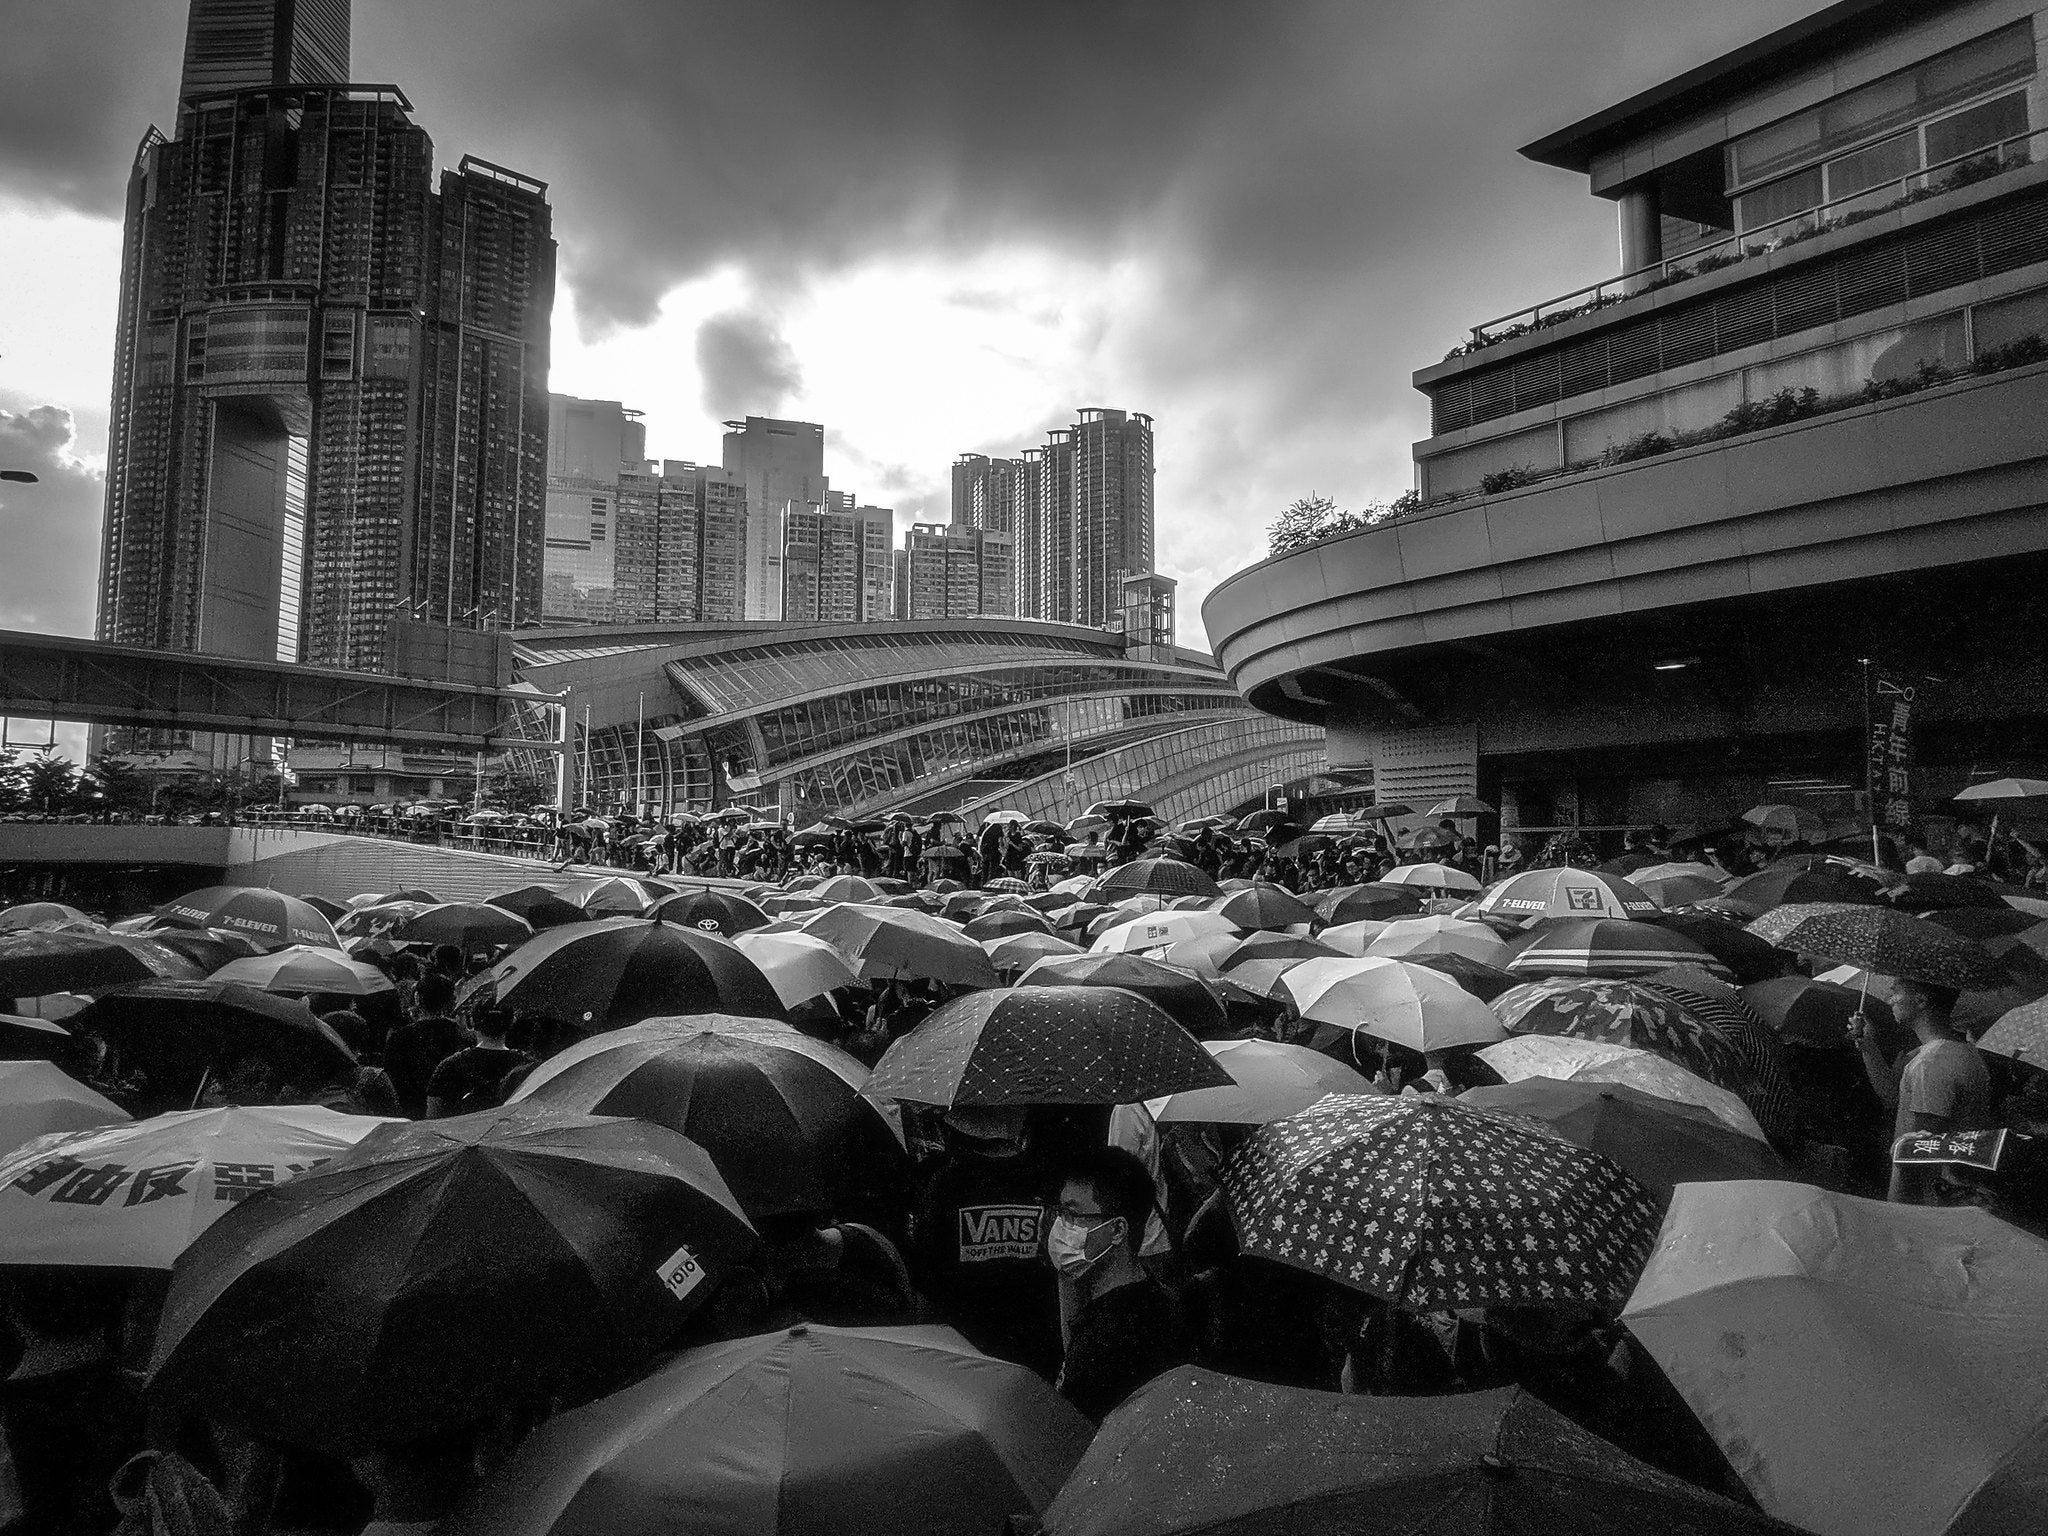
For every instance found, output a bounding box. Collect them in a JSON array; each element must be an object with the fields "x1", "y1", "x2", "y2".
[{"x1": 0, "y1": 0, "x2": 1816, "y2": 651}]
